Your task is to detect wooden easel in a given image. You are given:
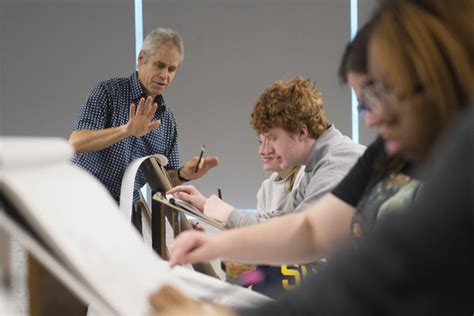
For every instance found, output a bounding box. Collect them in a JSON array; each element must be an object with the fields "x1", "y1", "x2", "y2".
[{"x1": 139, "y1": 157, "x2": 219, "y2": 278}]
